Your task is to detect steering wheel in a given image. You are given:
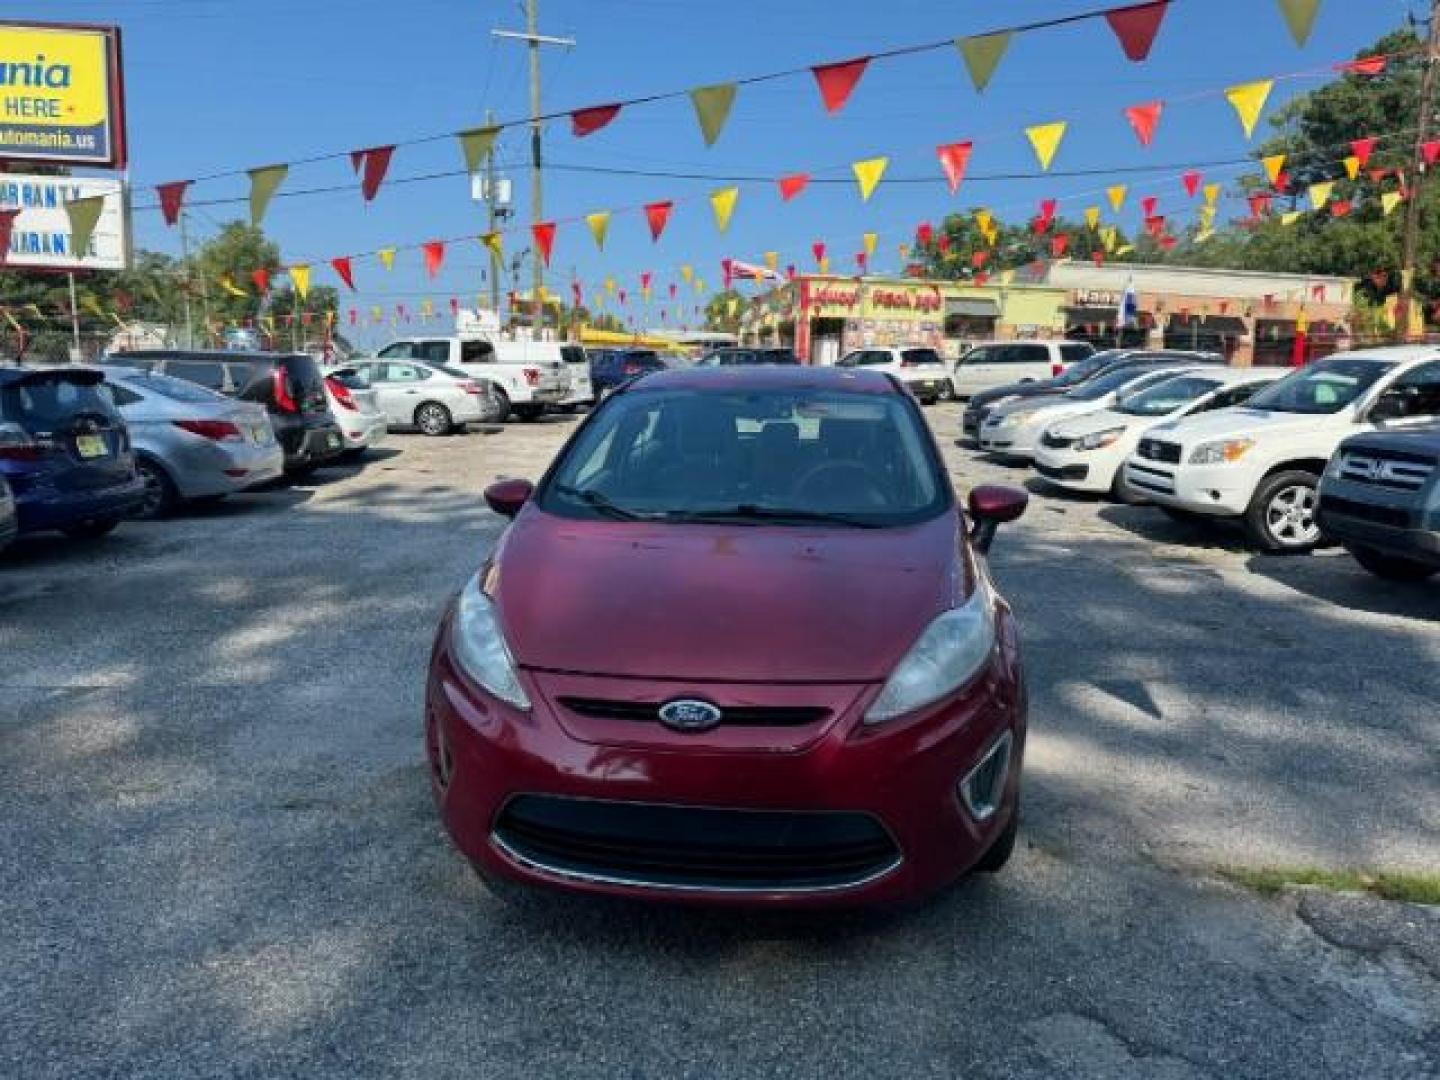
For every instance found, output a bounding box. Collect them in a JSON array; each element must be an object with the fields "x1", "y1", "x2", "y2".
[{"x1": 791, "y1": 461, "x2": 888, "y2": 508}]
